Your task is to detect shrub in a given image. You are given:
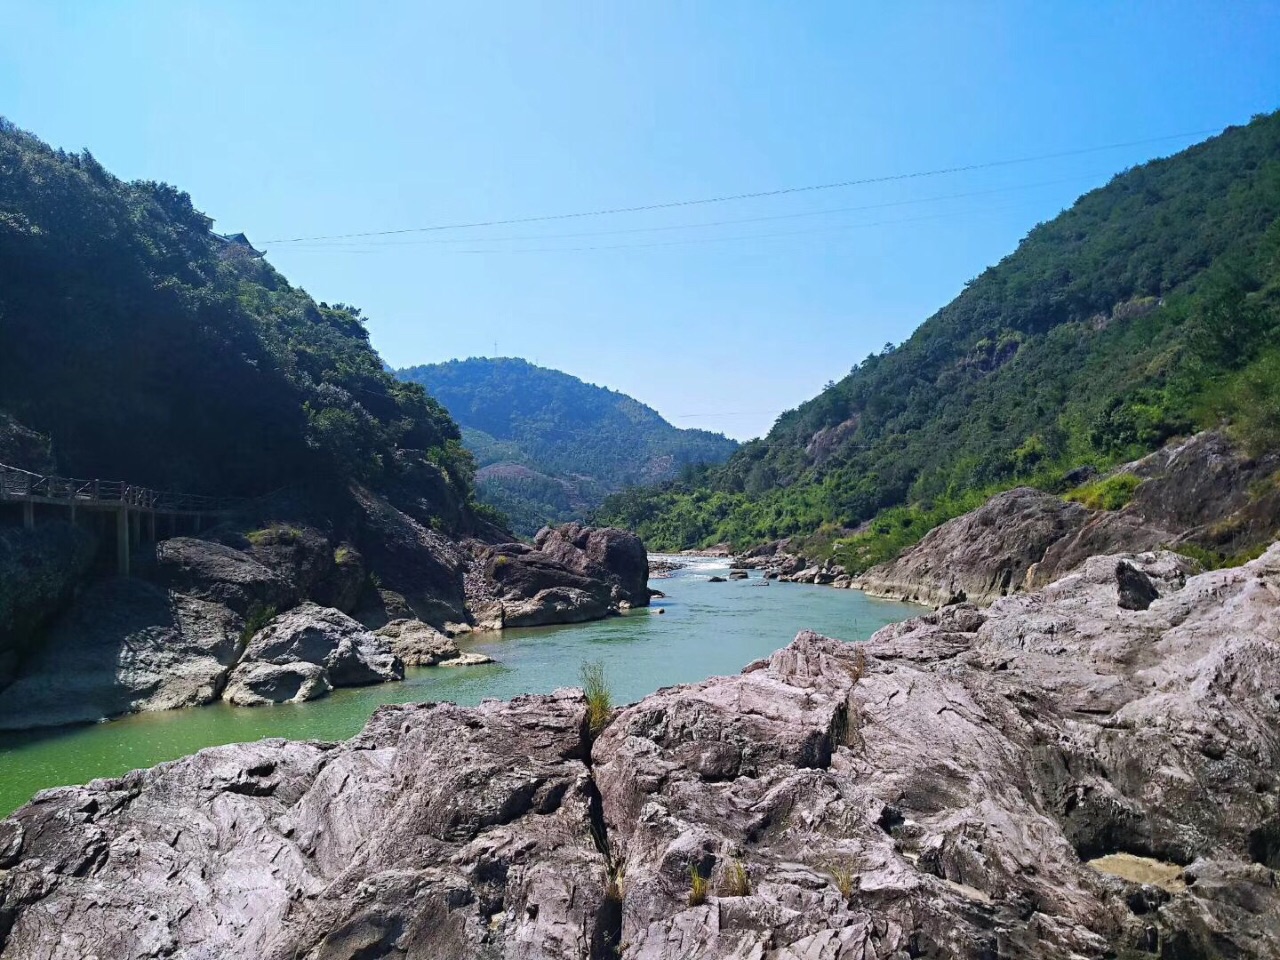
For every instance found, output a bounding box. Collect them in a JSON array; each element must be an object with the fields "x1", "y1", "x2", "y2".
[
  {"x1": 687, "y1": 863, "x2": 710, "y2": 906},
  {"x1": 1065, "y1": 472, "x2": 1142, "y2": 511},
  {"x1": 580, "y1": 660, "x2": 612, "y2": 734},
  {"x1": 719, "y1": 859, "x2": 751, "y2": 897}
]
